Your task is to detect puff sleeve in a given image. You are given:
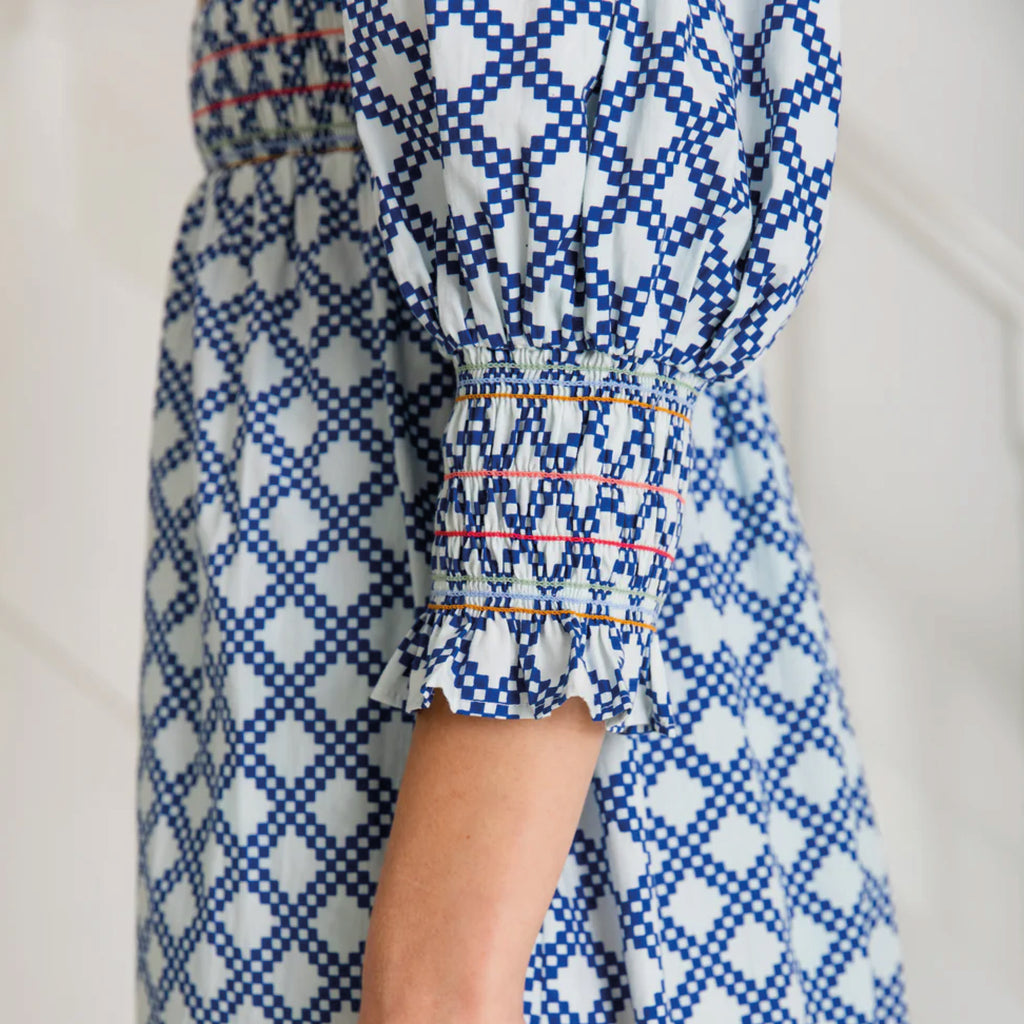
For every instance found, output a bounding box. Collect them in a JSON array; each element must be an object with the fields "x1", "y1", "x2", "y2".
[{"x1": 343, "y1": 0, "x2": 843, "y2": 732}]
